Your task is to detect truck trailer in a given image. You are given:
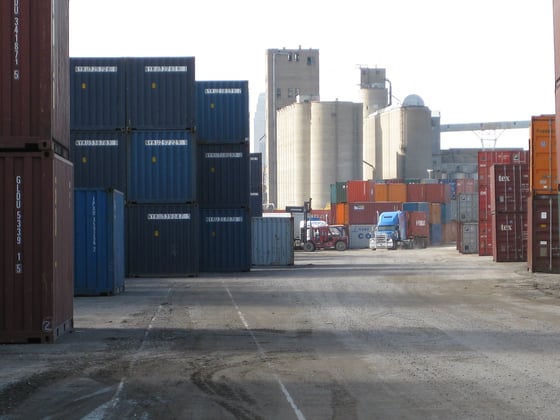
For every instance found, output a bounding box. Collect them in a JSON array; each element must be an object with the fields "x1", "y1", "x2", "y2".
[{"x1": 369, "y1": 210, "x2": 429, "y2": 250}]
